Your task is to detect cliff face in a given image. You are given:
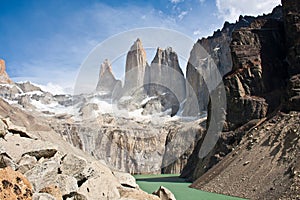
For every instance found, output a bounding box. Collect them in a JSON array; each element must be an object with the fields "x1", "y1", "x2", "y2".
[
  {"x1": 124, "y1": 38, "x2": 148, "y2": 92},
  {"x1": 96, "y1": 59, "x2": 120, "y2": 94},
  {"x1": 144, "y1": 47, "x2": 186, "y2": 116},
  {"x1": 225, "y1": 16, "x2": 287, "y2": 130},
  {"x1": 283, "y1": 0, "x2": 300, "y2": 111},
  {"x1": 182, "y1": 1, "x2": 300, "y2": 198},
  {"x1": 51, "y1": 115, "x2": 203, "y2": 175},
  {"x1": 183, "y1": 8, "x2": 282, "y2": 116}
]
